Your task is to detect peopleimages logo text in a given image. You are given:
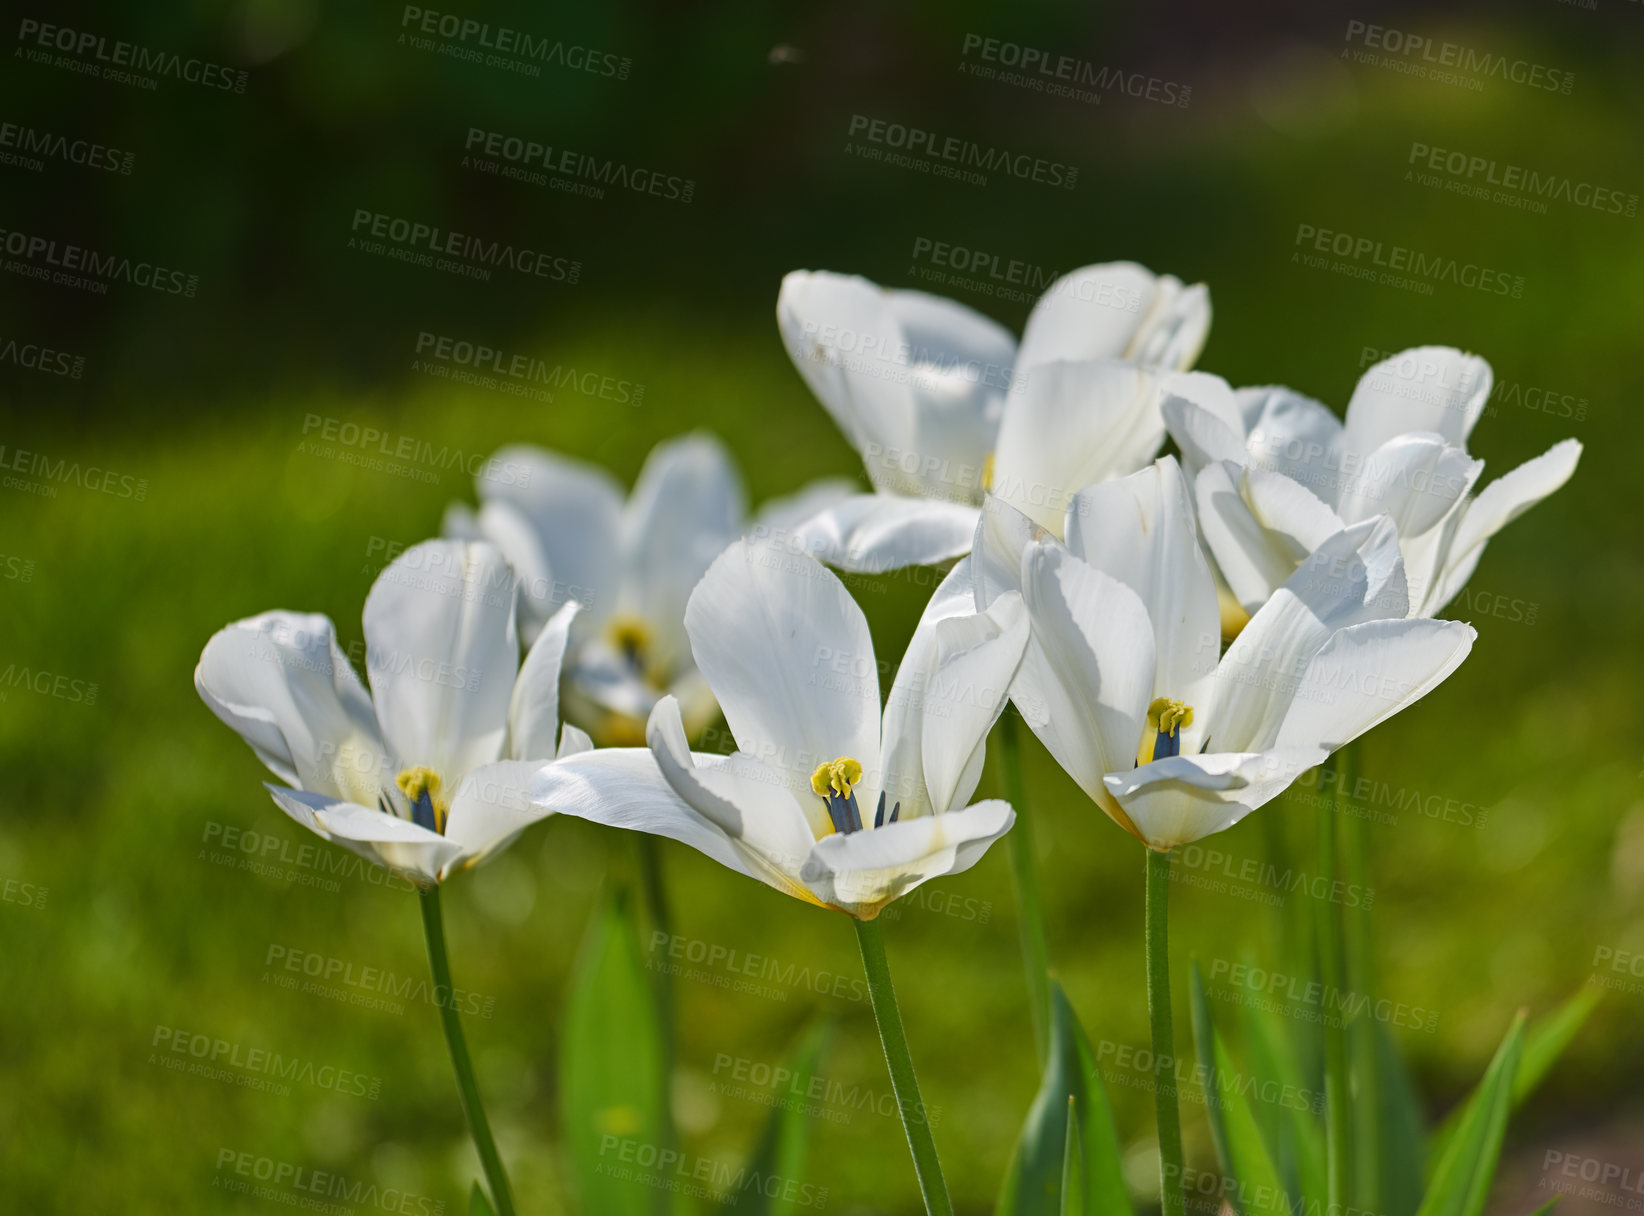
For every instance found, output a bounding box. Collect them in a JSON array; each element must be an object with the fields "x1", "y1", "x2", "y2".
[
  {"x1": 1343, "y1": 20, "x2": 1574, "y2": 94},
  {"x1": 399, "y1": 7, "x2": 630, "y2": 78},
  {"x1": 847, "y1": 114, "x2": 1077, "y2": 190},
  {"x1": 1293, "y1": 223, "x2": 1524, "y2": 298}
]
